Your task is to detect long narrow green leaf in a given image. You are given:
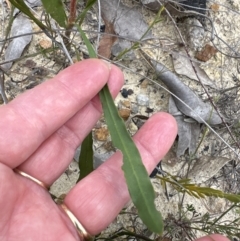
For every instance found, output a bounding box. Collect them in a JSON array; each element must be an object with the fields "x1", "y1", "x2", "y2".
[
  {"x1": 41, "y1": 0, "x2": 67, "y2": 28},
  {"x1": 99, "y1": 86, "x2": 164, "y2": 234},
  {"x1": 77, "y1": 27, "x2": 96, "y2": 58},
  {"x1": 77, "y1": 132, "x2": 94, "y2": 182},
  {"x1": 75, "y1": 27, "x2": 96, "y2": 182},
  {"x1": 8, "y1": 0, "x2": 48, "y2": 30},
  {"x1": 78, "y1": 26, "x2": 163, "y2": 234}
]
